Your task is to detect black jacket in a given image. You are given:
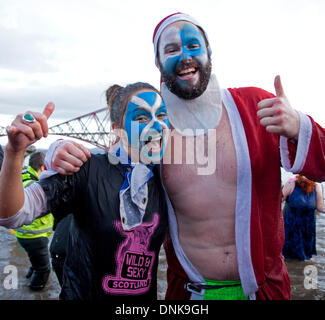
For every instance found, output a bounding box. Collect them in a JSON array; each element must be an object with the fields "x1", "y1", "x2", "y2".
[
  {"x1": 50, "y1": 214, "x2": 72, "y2": 258},
  {"x1": 39, "y1": 153, "x2": 168, "y2": 300}
]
